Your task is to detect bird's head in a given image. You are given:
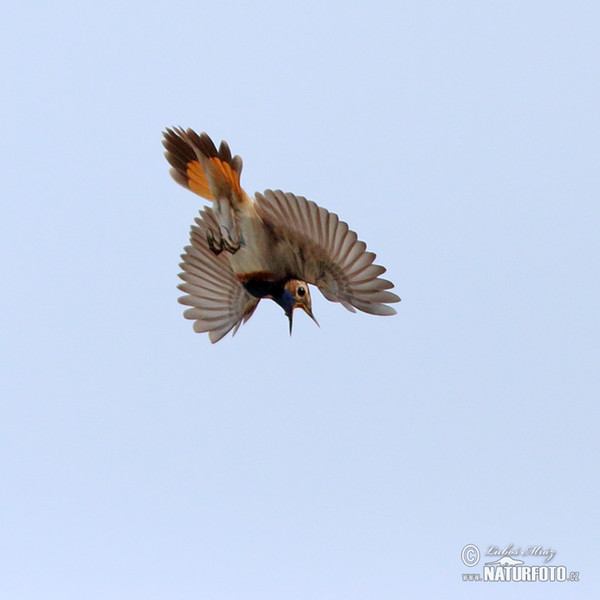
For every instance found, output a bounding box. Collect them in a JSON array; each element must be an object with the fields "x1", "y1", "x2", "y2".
[{"x1": 279, "y1": 280, "x2": 319, "y2": 334}]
